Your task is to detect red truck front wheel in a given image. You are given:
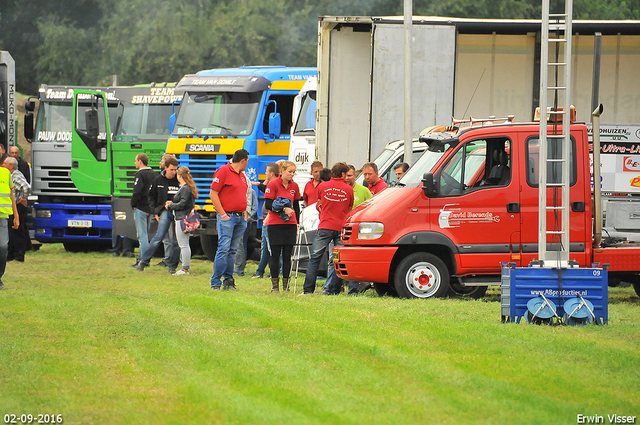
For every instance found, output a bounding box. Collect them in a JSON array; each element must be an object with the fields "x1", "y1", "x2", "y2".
[{"x1": 394, "y1": 252, "x2": 450, "y2": 299}]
